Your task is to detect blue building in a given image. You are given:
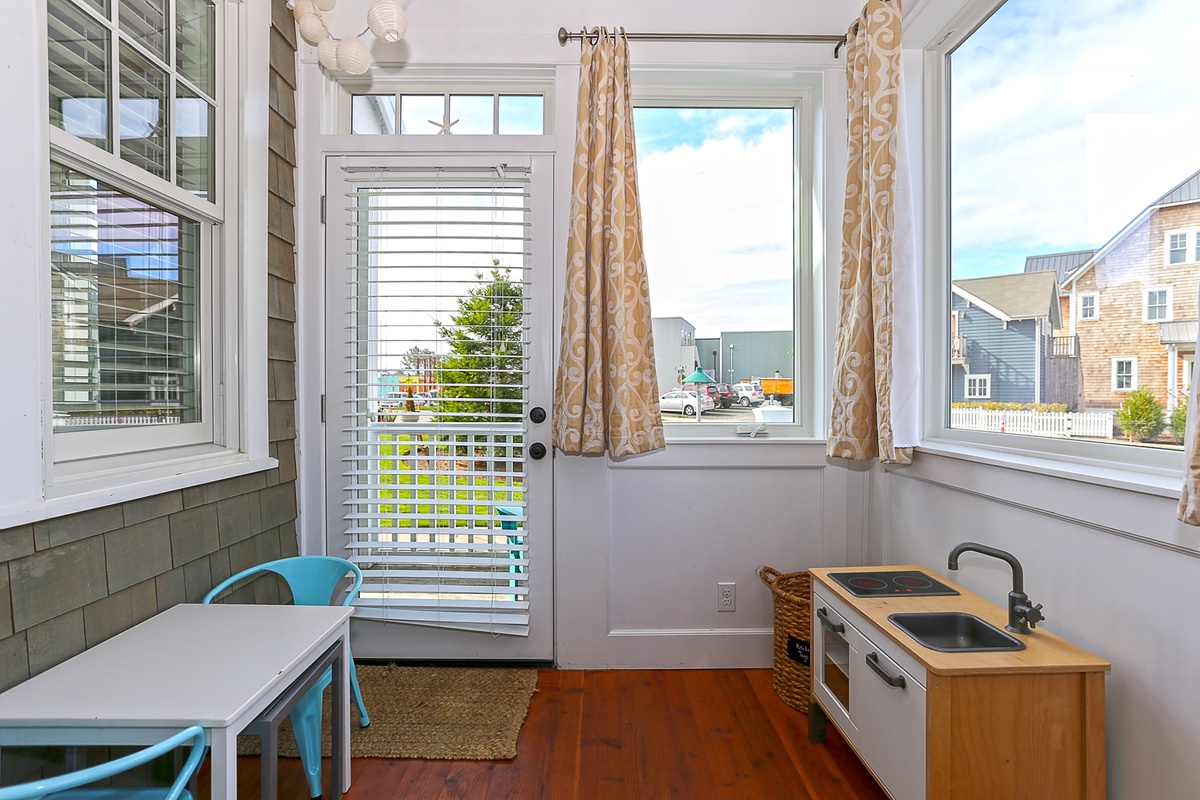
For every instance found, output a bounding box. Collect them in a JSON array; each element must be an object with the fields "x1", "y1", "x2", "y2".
[{"x1": 951, "y1": 271, "x2": 1061, "y2": 404}]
